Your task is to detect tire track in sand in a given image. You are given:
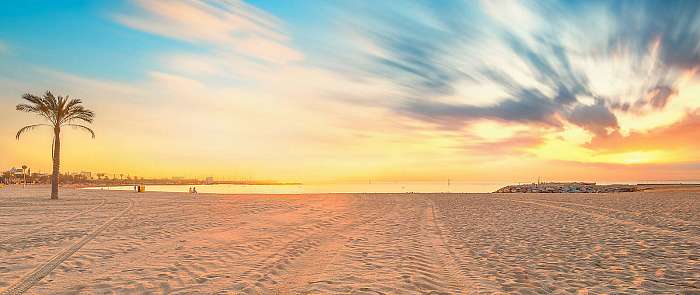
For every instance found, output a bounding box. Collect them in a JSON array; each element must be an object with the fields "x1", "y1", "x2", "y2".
[
  {"x1": 0, "y1": 199, "x2": 106, "y2": 245},
  {"x1": 501, "y1": 198, "x2": 700, "y2": 245},
  {"x1": 429, "y1": 198, "x2": 502, "y2": 294},
  {"x1": 273, "y1": 198, "x2": 397, "y2": 294},
  {"x1": 0, "y1": 199, "x2": 133, "y2": 295},
  {"x1": 425, "y1": 198, "x2": 477, "y2": 293},
  {"x1": 211, "y1": 195, "x2": 394, "y2": 294},
  {"x1": 533, "y1": 199, "x2": 700, "y2": 229},
  {"x1": 284, "y1": 196, "x2": 477, "y2": 294},
  {"x1": 235, "y1": 198, "x2": 393, "y2": 294}
]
